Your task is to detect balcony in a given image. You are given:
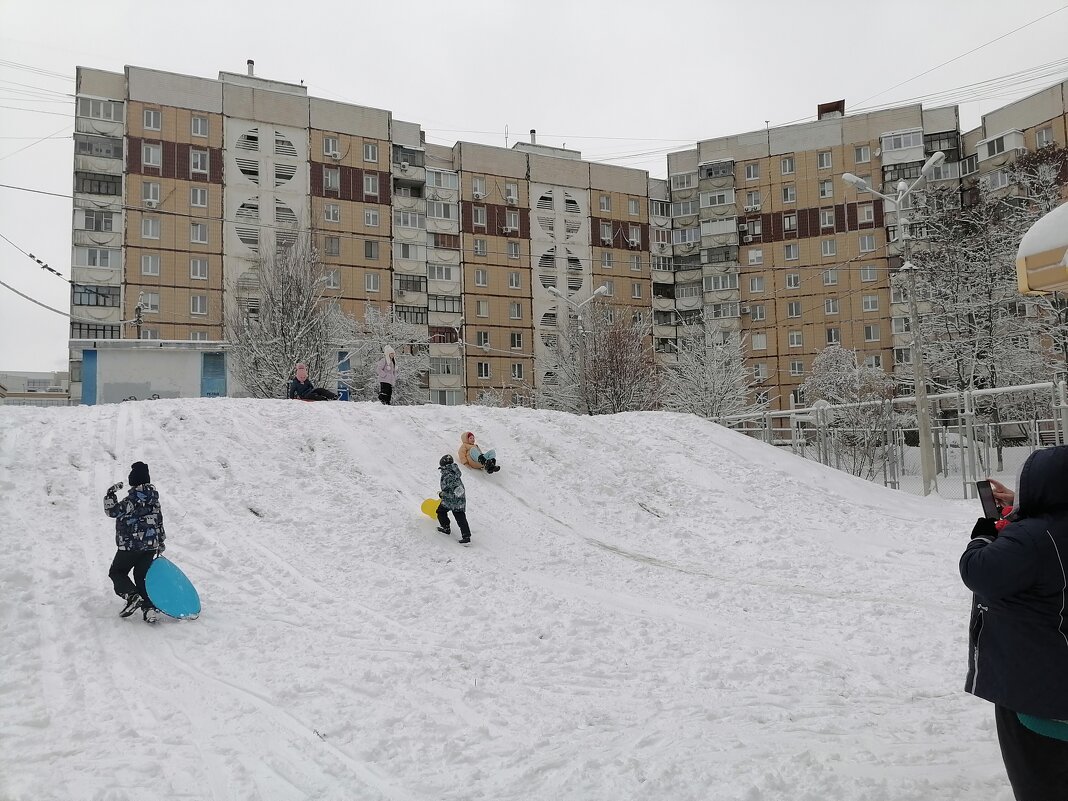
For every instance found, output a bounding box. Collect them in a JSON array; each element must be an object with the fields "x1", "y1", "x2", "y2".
[{"x1": 74, "y1": 154, "x2": 122, "y2": 175}]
